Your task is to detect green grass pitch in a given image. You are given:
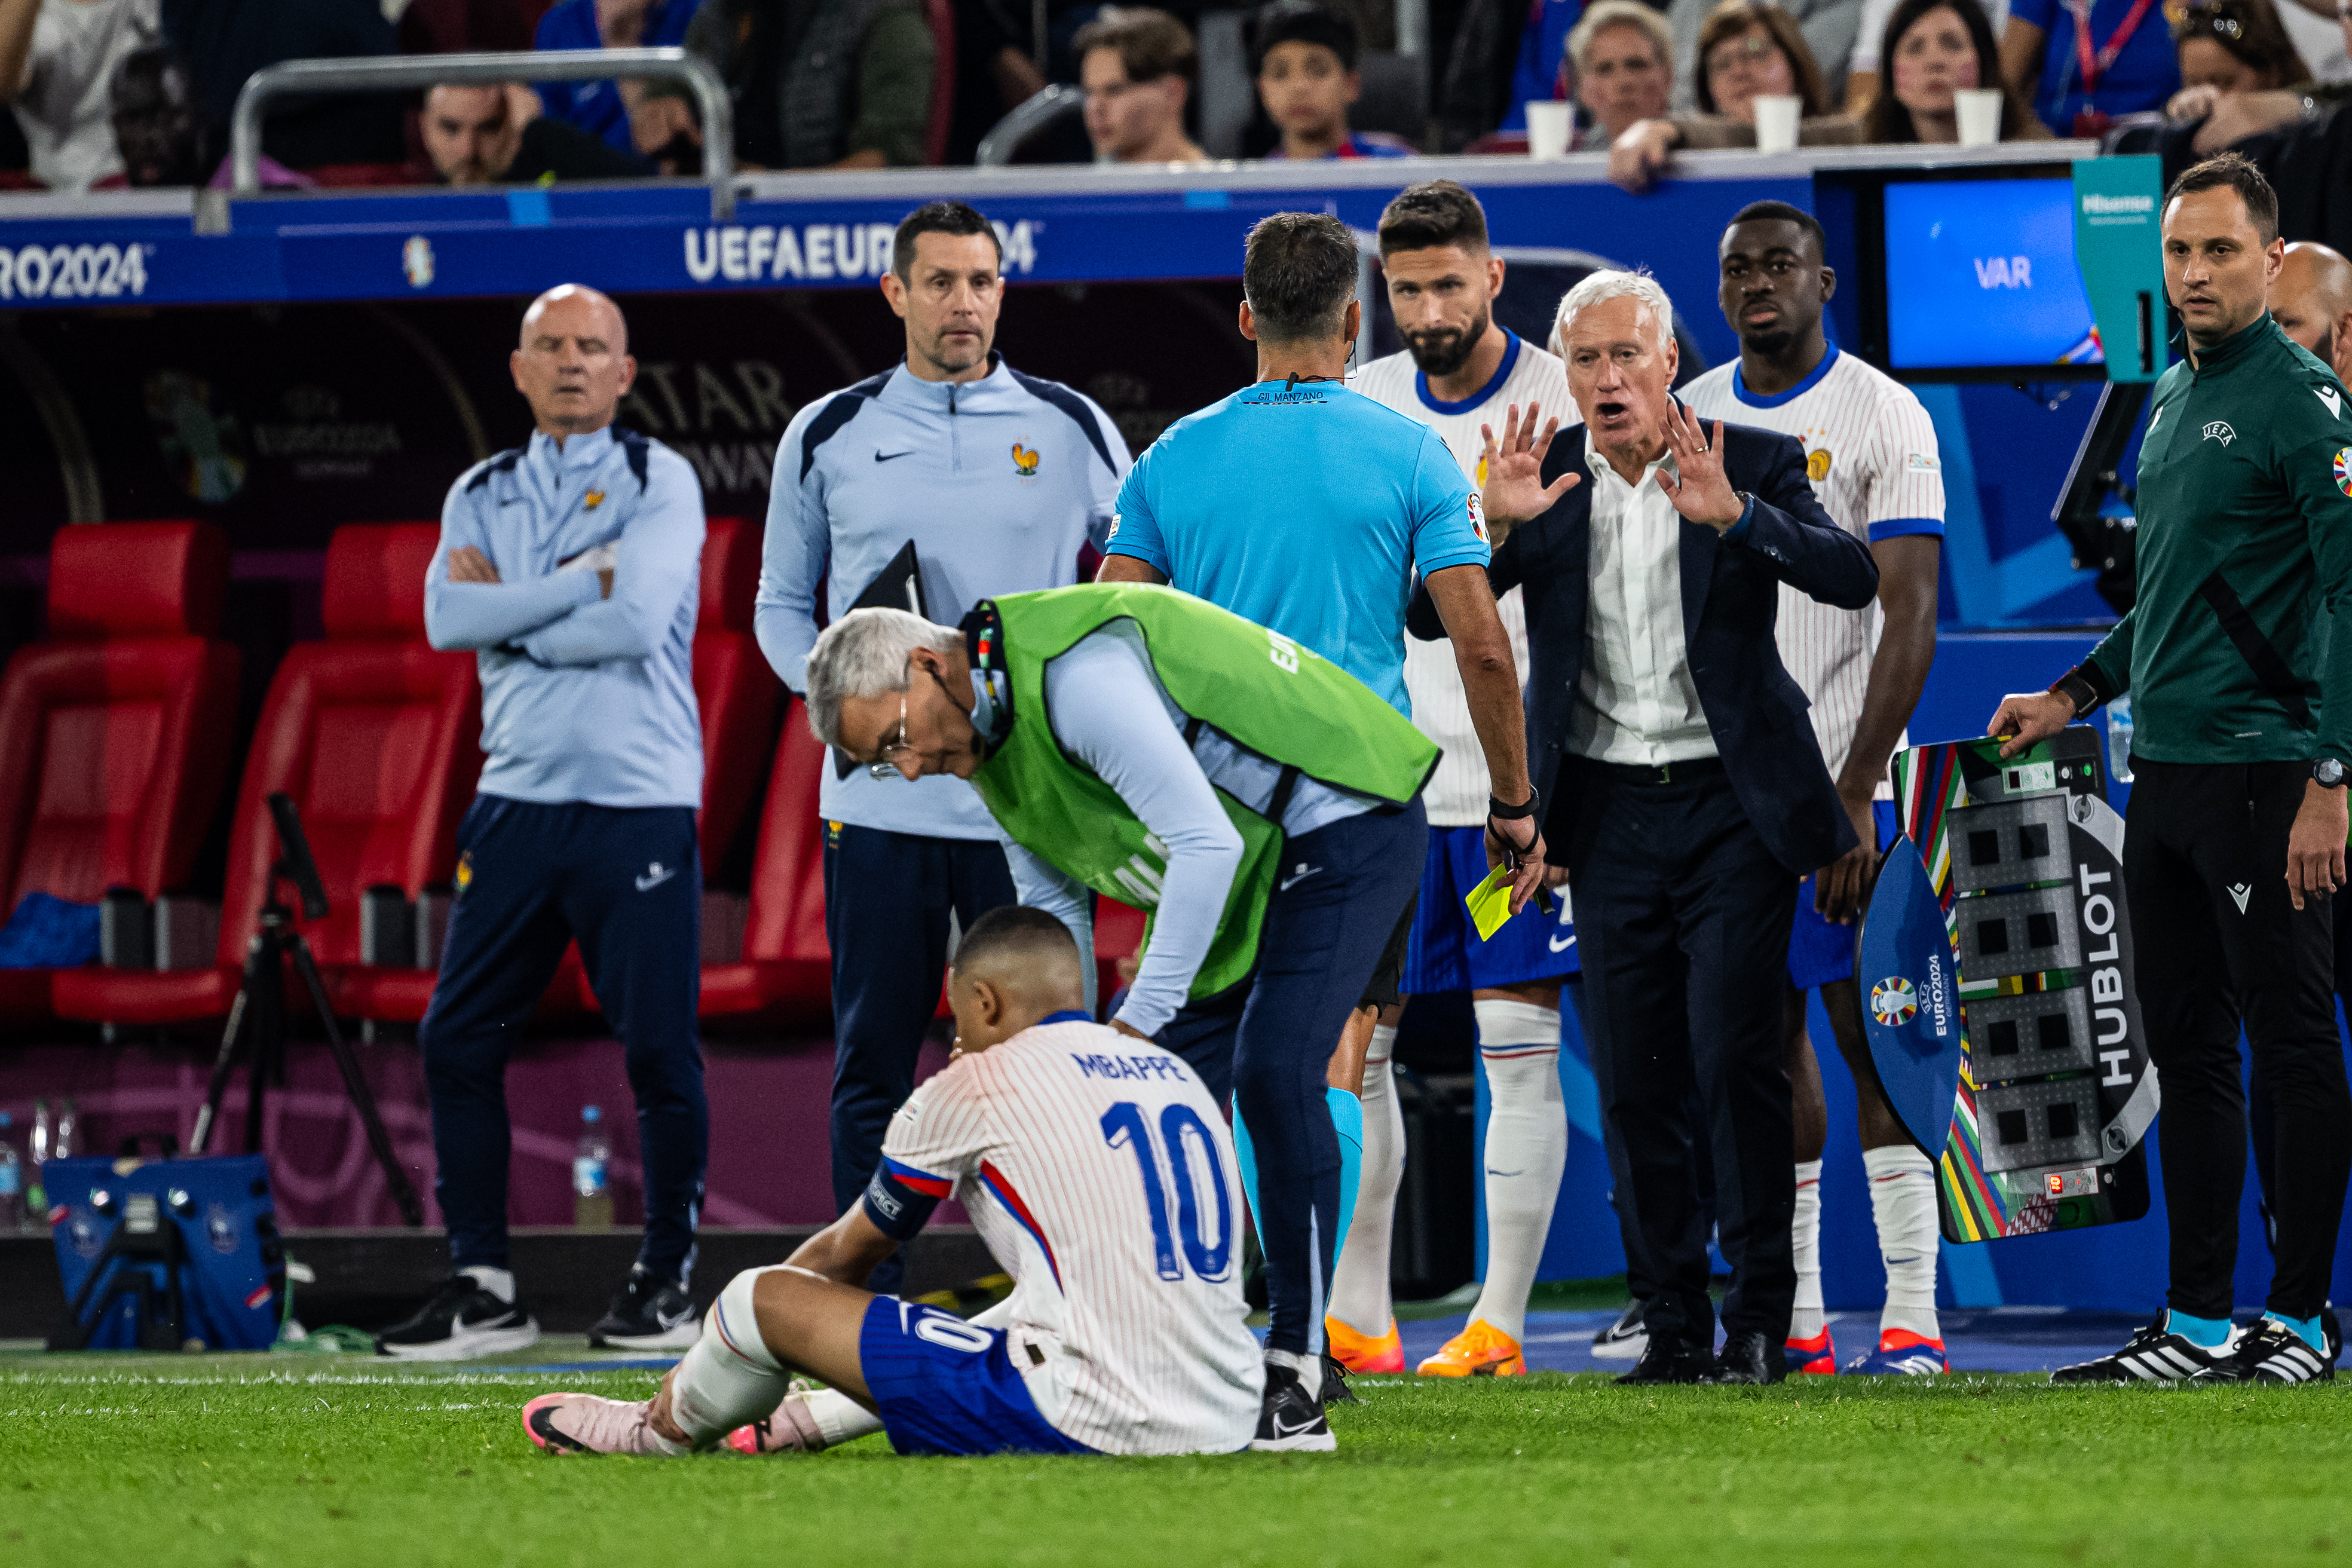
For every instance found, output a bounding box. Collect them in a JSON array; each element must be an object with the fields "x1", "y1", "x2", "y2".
[{"x1": 6, "y1": 1352, "x2": 2351, "y2": 1566}]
